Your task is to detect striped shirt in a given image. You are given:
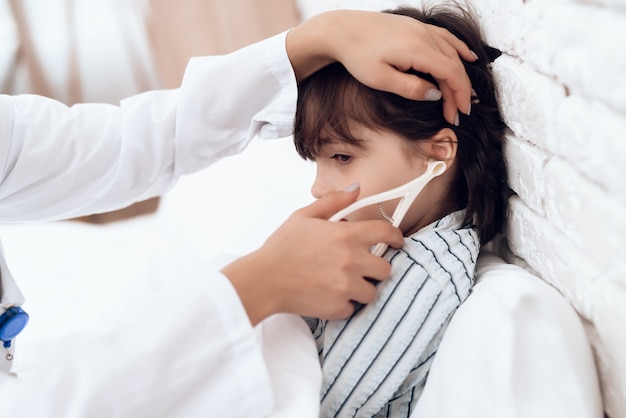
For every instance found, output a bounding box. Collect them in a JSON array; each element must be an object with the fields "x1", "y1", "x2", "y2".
[{"x1": 307, "y1": 210, "x2": 479, "y2": 417}]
